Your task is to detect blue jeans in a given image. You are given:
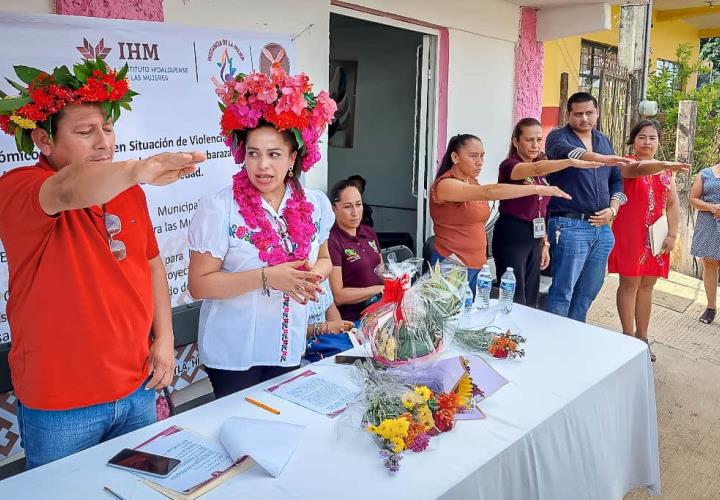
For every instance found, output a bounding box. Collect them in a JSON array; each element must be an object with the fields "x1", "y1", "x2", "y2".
[
  {"x1": 545, "y1": 217, "x2": 615, "y2": 322},
  {"x1": 17, "y1": 380, "x2": 157, "y2": 469},
  {"x1": 429, "y1": 250, "x2": 480, "y2": 298}
]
